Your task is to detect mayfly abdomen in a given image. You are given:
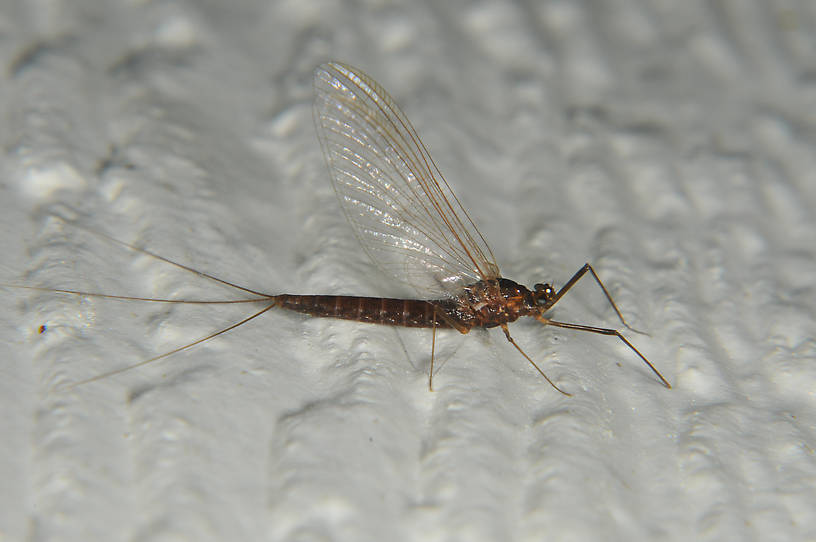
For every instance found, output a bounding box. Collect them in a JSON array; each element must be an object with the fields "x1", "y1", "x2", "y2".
[{"x1": 275, "y1": 294, "x2": 453, "y2": 328}]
